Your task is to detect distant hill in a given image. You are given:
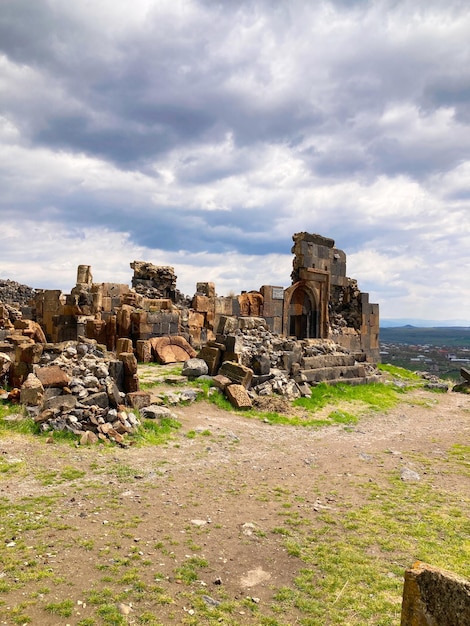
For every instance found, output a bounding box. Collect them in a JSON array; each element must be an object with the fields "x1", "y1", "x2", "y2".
[
  {"x1": 380, "y1": 326, "x2": 470, "y2": 348},
  {"x1": 381, "y1": 318, "x2": 470, "y2": 328}
]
